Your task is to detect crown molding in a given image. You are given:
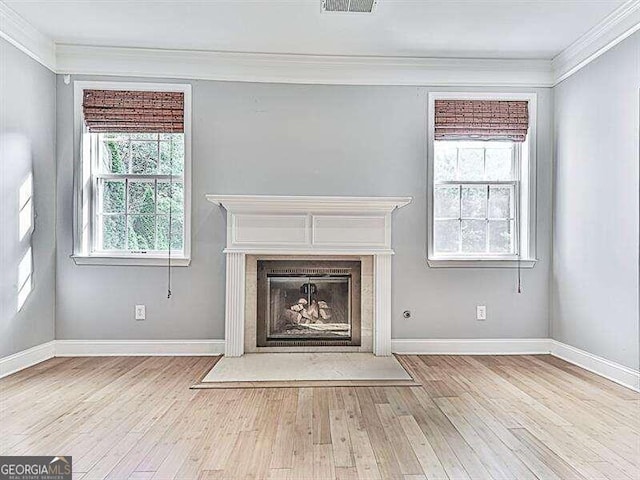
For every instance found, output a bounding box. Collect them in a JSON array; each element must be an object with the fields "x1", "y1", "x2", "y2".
[
  {"x1": 552, "y1": 0, "x2": 640, "y2": 84},
  {"x1": 56, "y1": 44, "x2": 555, "y2": 87},
  {"x1": 1, "y1": 0, "x2": 636, "y2": 87},
  {"x1": 0, "y1": 0, "x2": 56, "y2": 70}
]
